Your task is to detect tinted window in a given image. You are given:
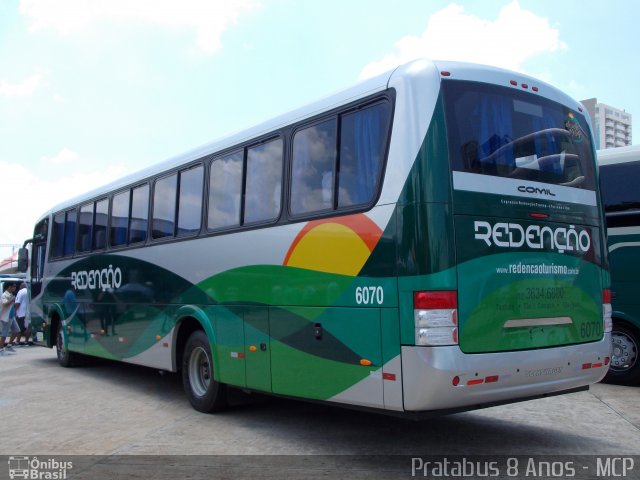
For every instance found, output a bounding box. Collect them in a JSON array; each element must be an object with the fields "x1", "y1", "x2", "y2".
[
  {"x1": 177, "y1": 166, "x2": 203, "y2": 236},
  {"x1": 208, "y1": 151, "x2": 242, "y2": 229},
  {"x1": 110, "y1": 191, "x2": 130, "y2": 247},
  {"x1": 52, "y1": 212, "x2": 65, "y2": 258},
  {"x1": 338, "y1": 103, "x2": 390, "y2": 208},
  {"x1": 63, "y1": 209, "x2": 77, "y2": 257},
  {"x1": 443, "y1": 80, "x2": 596, "y2": 190},
  {"x1": 290, "y1": 119, "x2": 337, "y2": 215},
  {"x1": 600, "y1": 161, "x2": 640, "y2": 213},
  {"x1": 93, "y1": 199, "x2": 108, "y2": 250},
  {"x1": 245, "y1": 139, "x2": 283, "y2": 223},
  {"x1": 78, "y1": 203, "x2": 93, "y2": 253},
  {"x1": 153, "y1": 174, "x2": 177, "y2": 238},
  {"x1": 130, "y1": 184, "x2": 149, "y2": 243}
]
